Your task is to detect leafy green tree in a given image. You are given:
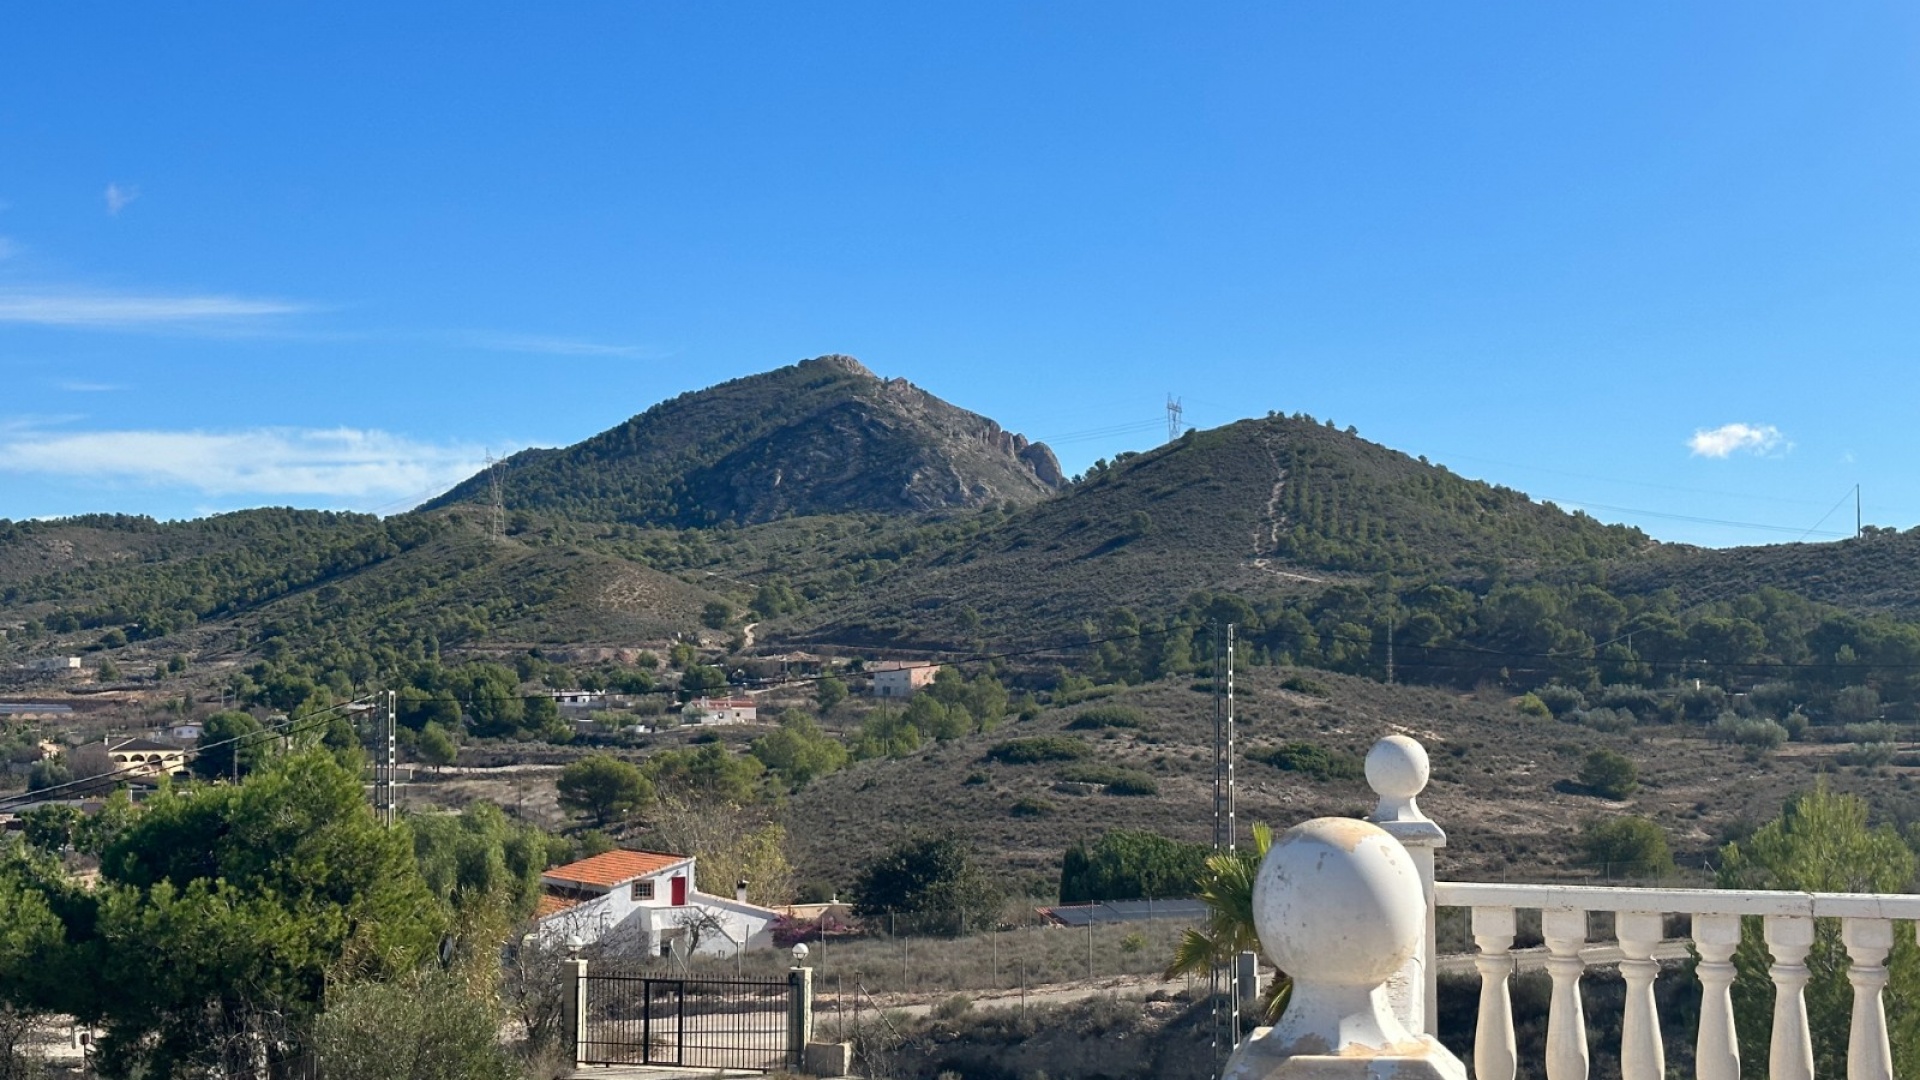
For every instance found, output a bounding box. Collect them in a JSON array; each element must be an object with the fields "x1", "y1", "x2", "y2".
[
  {"x1": 73, "y1": 750, "x2": 443, "y2": 1076},
  {"x1": 848, "y1": 709, "x2": 922, "y2": 760},
  {"x1": 1578, "y1": 748, "x2": 1637, "y2": 798},
  {"x1": 1578, "y1": 816, "x2": 1673, "y2": 878},
  {"x1": 556, "y1": 756, "x2": 654, "y2": 826},
  {"x1": 192, "y1": 710, "x2": 272, "y2": 780},
  {"x1": 642, "y1": 743, "x2": 765, "y2": 804},
  {"x1": 814, "y1": 675, "x2": 848, "y2": 714},
  {"x1": 409, "y1": 802, "x2": 549, "y2": 955},
  {"x1": 1719, "y1": 785, "x2": 1920, "y2": 1078},
  {"x1": 416, "y1": 722, "x2": 459, "y2": 770},
  {"x1": 522, "y1": 693, "x2": 571, "y2": 741},
  {"x1": 852, "y1": 836, "x2": 1000, "y2": 936},
  {"x1": 459, "y1": 664, "x2": 524, "y2": 738},
  {"x1": 906, "y1": 693, "x2": 968, "y2": 741},
  {"x1": 1060, "y1": 830, "x2": 1210, "y2": 903},
  {"x1": 679, "y1": 664, "x2": 729, "y2": 698},
  {"x1": 701, "y1": 600, "x2": 733, "y2": 629},
  {"x1": 18, "y1": 805, "x2": 84, "y2": 854},
  {"x1": 25, "y1": 757, "x2": 69, "y2": 793},
  {"x1": 749, "y1": 712, "x2": 848, "y2": 788}
]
